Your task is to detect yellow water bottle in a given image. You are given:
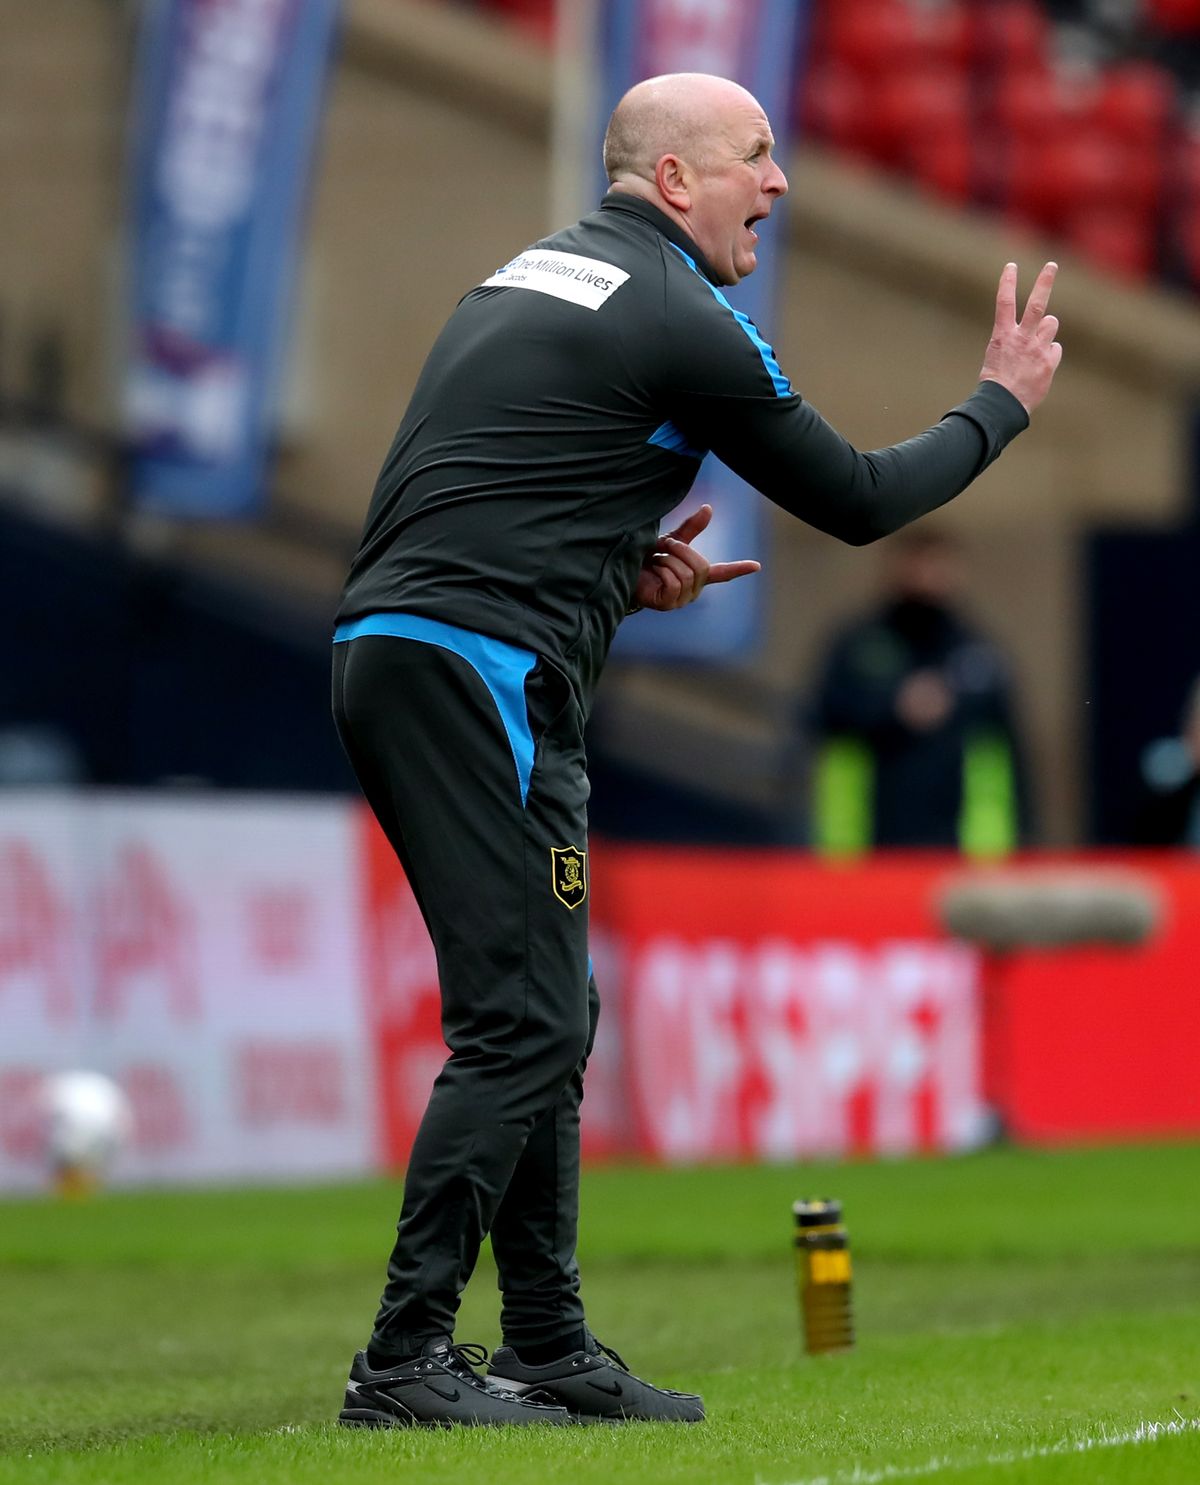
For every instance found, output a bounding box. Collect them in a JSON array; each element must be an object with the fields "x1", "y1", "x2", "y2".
[{"x1": 793, "y1": 1198, "x2": 854, "y2": 1354}]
